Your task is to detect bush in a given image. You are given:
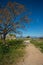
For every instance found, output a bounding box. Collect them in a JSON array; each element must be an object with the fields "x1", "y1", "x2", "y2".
[
  {"x1": 30, "y1": 39, "x2": 43, "y2": 53},
  {"x1": 0, "y1": 39, "x2": 26, "y2": 65},
  {"x1": 0, "y1": 40, "x2": 2, "y2": 45}
]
